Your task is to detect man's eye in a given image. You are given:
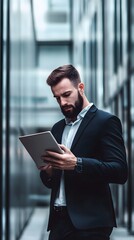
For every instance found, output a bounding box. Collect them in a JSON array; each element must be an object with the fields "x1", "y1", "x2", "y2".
[{"x1": 64, "y1": 93, "x2": 70, "y2": 97}]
